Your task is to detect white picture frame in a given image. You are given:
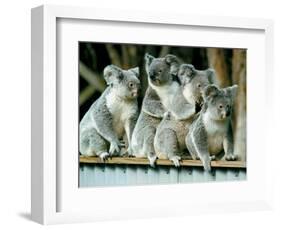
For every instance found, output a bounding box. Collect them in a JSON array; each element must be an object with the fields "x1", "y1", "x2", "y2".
[{"x1": 31, "y1": 5, "x2": 274, "y2": 225}]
